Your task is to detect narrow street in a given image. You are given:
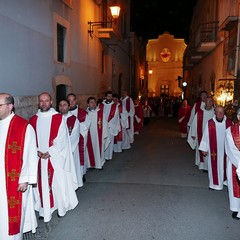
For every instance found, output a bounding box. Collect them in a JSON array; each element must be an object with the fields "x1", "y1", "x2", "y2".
[{"x1": 37, "y1": 117, "x2": 239, "y2": 240}]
